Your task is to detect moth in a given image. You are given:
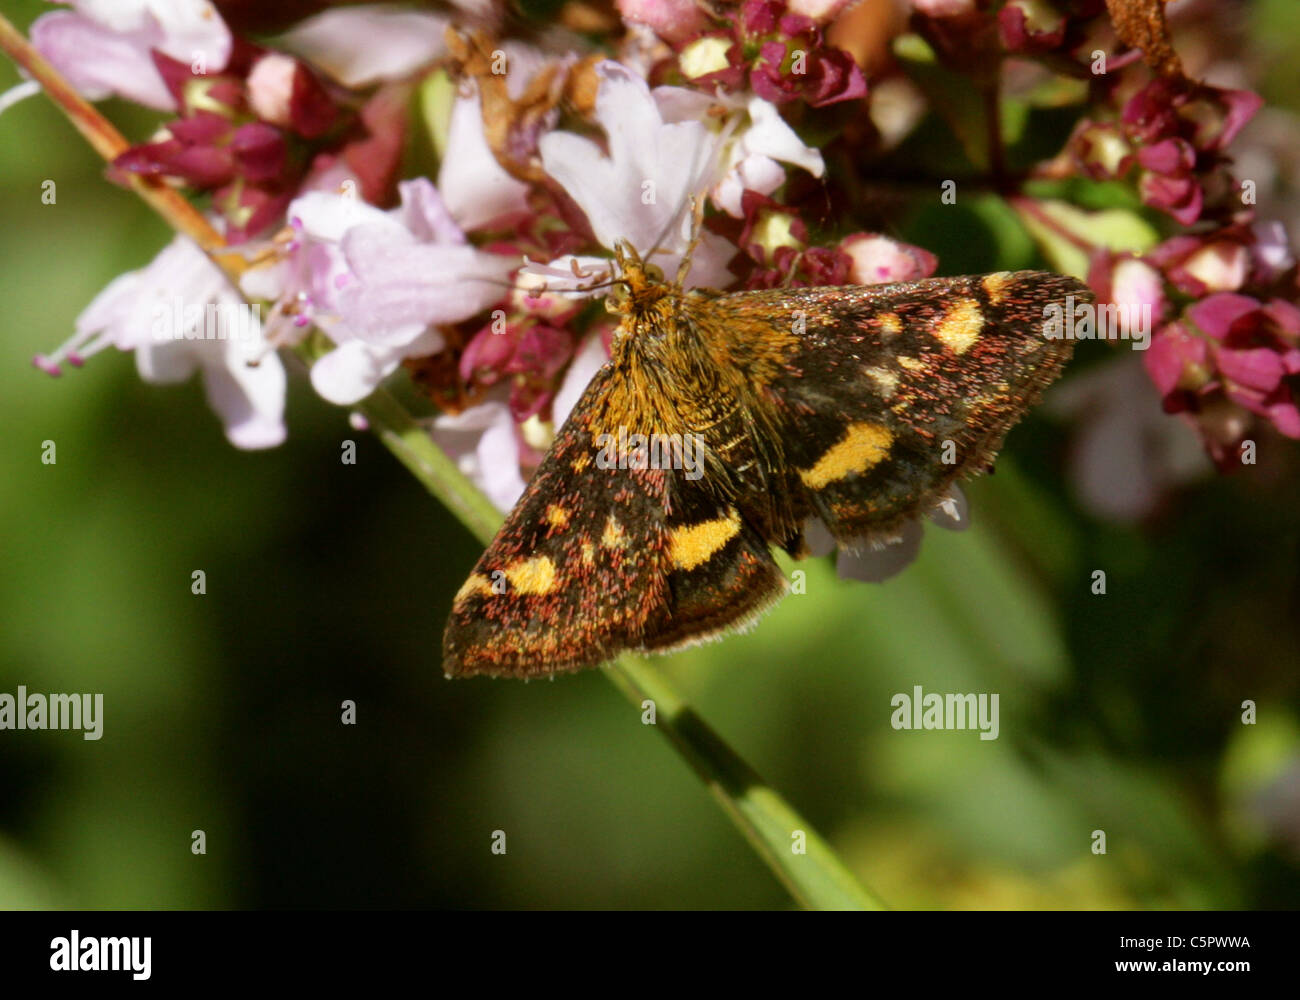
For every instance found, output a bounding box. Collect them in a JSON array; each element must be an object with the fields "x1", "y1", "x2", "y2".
[{"x1": 443, "y1": 241, "x2": 1089, "y2": 678}]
